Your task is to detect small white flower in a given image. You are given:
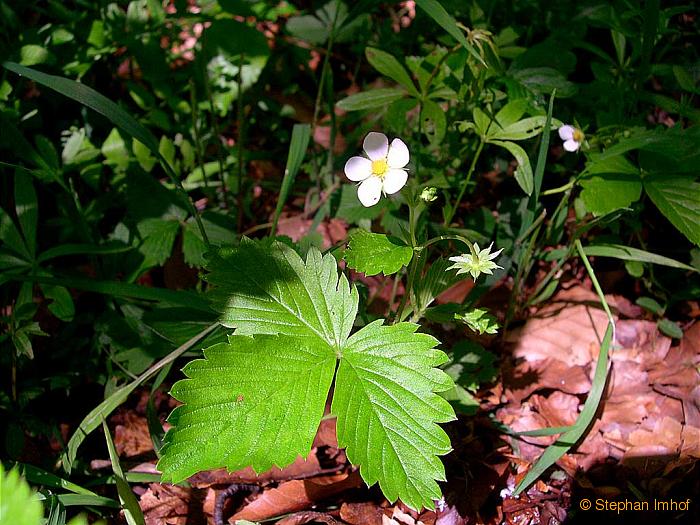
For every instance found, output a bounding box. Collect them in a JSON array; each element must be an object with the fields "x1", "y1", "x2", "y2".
[
  {"x1": 447, "y1": 242, "x2": 503, "y2": 281},
  {"x1": 344, "y1": 132, "x2": 409, "y2": 207},
  {"x1": 558, "y1": 124, "x2": 584, "y2": 152}
]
